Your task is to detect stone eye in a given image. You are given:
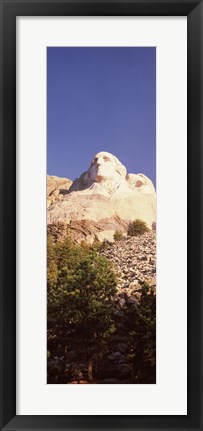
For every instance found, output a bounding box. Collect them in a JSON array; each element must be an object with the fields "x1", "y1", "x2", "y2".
[{"x1": 104, "y1": 156, "x2": 110, "y2": 162}]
